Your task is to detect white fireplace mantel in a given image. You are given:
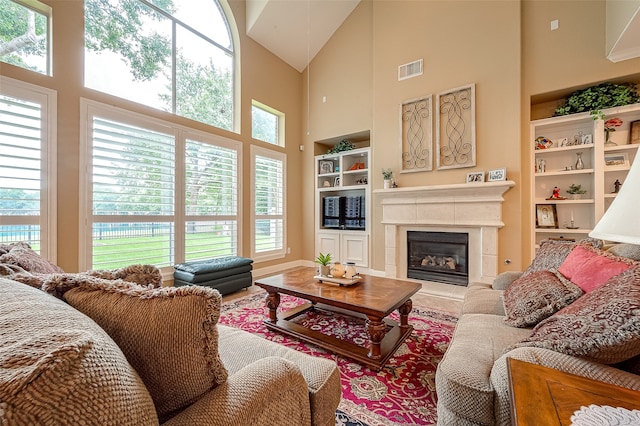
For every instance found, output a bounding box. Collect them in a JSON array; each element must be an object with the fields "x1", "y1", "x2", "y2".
[{"x1": 373, "y1": 181, "x2": 515, "y2": 285}]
